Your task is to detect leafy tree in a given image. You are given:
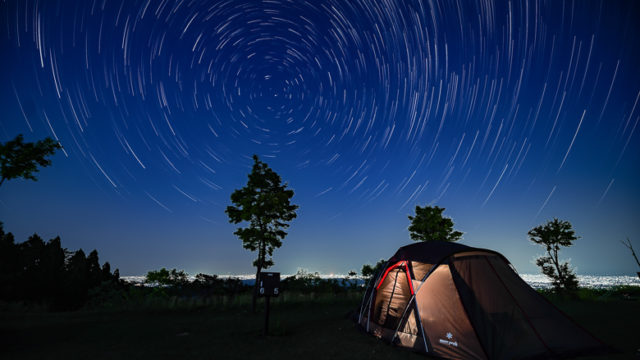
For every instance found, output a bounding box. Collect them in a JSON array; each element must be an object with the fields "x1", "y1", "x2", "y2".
[
  {"x1": 145, "y1": 268, "x2": 188, "y2": 286},
  {"x1": 226, "y1": 155, "x2": 298, "y2": 312},
  {"x1": 528, "y1": 218, "x2": 580, "y2": 292},
  {"x1": 408, "y1": 205, "x2": 462, "y2": 242},
  {"x1": 0, "y1": 134, "x2": 61, "y2": 186},
  {"x1": 361, "y1": 259, "x2": 387, "y2": 281}
]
